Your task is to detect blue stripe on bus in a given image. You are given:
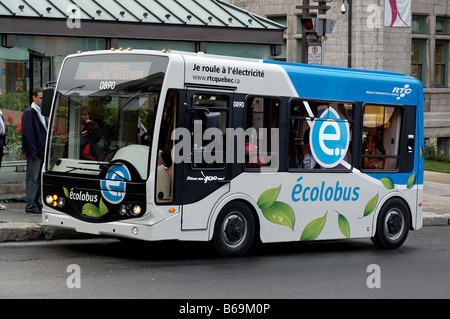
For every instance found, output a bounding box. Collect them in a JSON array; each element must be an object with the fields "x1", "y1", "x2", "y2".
[{"x1": 263, "y1": 60, "x2": 419, "y2": 106}]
